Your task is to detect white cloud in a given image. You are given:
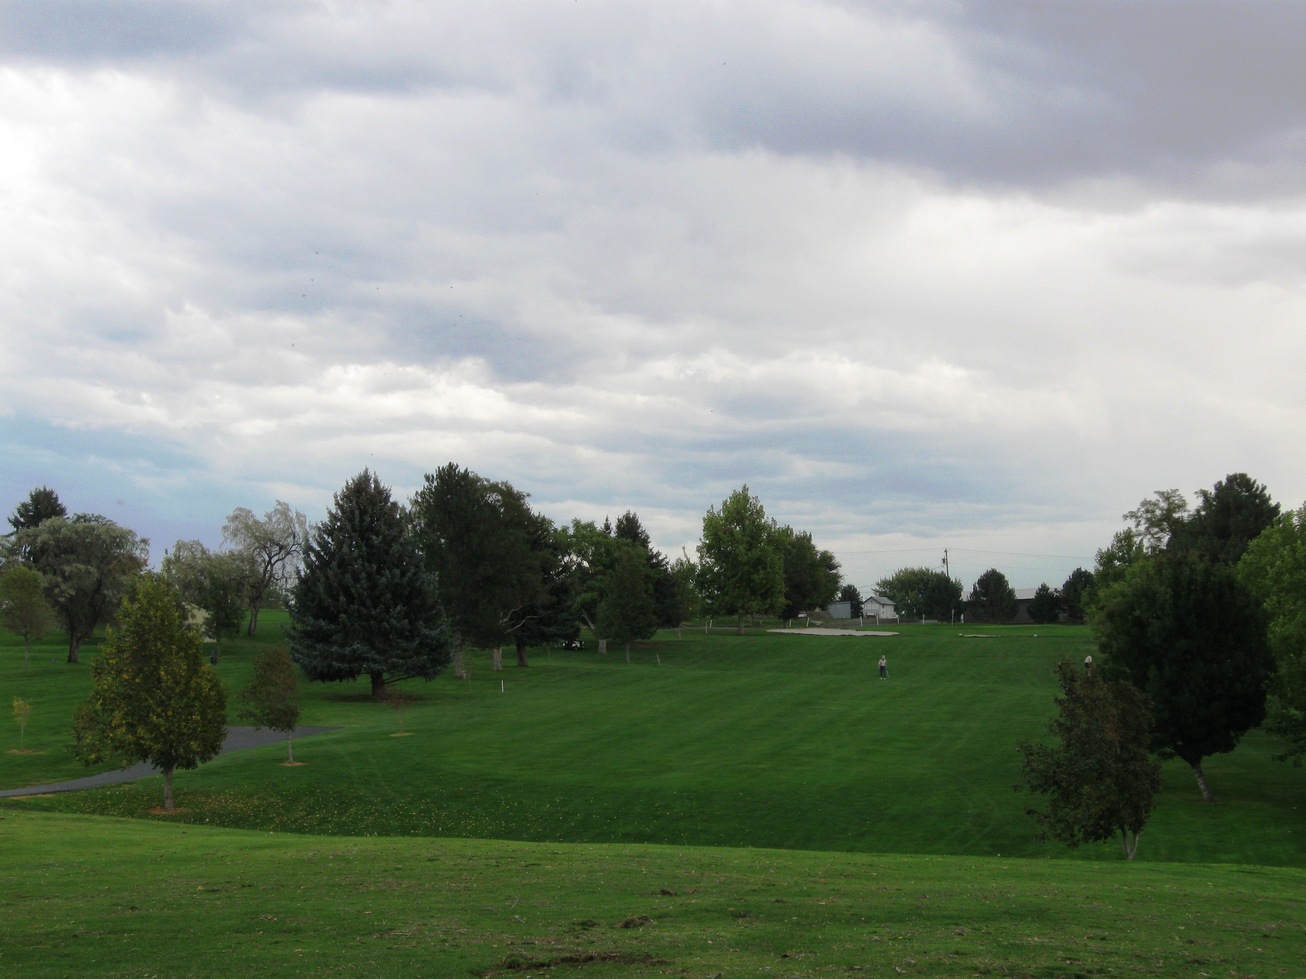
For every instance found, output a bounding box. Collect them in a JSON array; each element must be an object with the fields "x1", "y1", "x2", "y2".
[{"x1": 1, "y1": 1, "x2": 1304, "y2": 590}]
